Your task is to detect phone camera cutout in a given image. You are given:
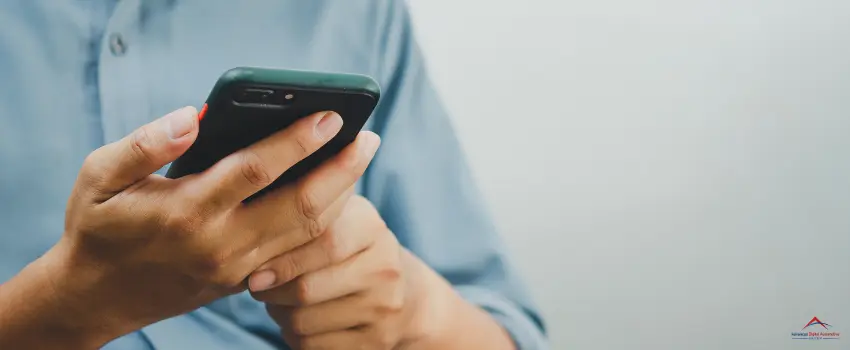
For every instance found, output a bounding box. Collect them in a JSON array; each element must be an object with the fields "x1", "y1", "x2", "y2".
[{"x1": 233, "y1": 87, "x2": 294, "y2": 107}]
